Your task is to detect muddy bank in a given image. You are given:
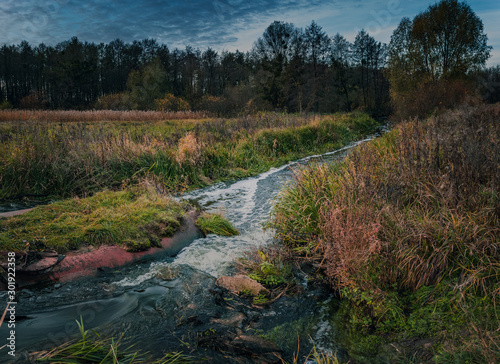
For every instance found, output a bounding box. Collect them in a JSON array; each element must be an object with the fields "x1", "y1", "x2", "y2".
[{"x1": 0, "y1": 210, "x2": 202, "y2": 288}]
